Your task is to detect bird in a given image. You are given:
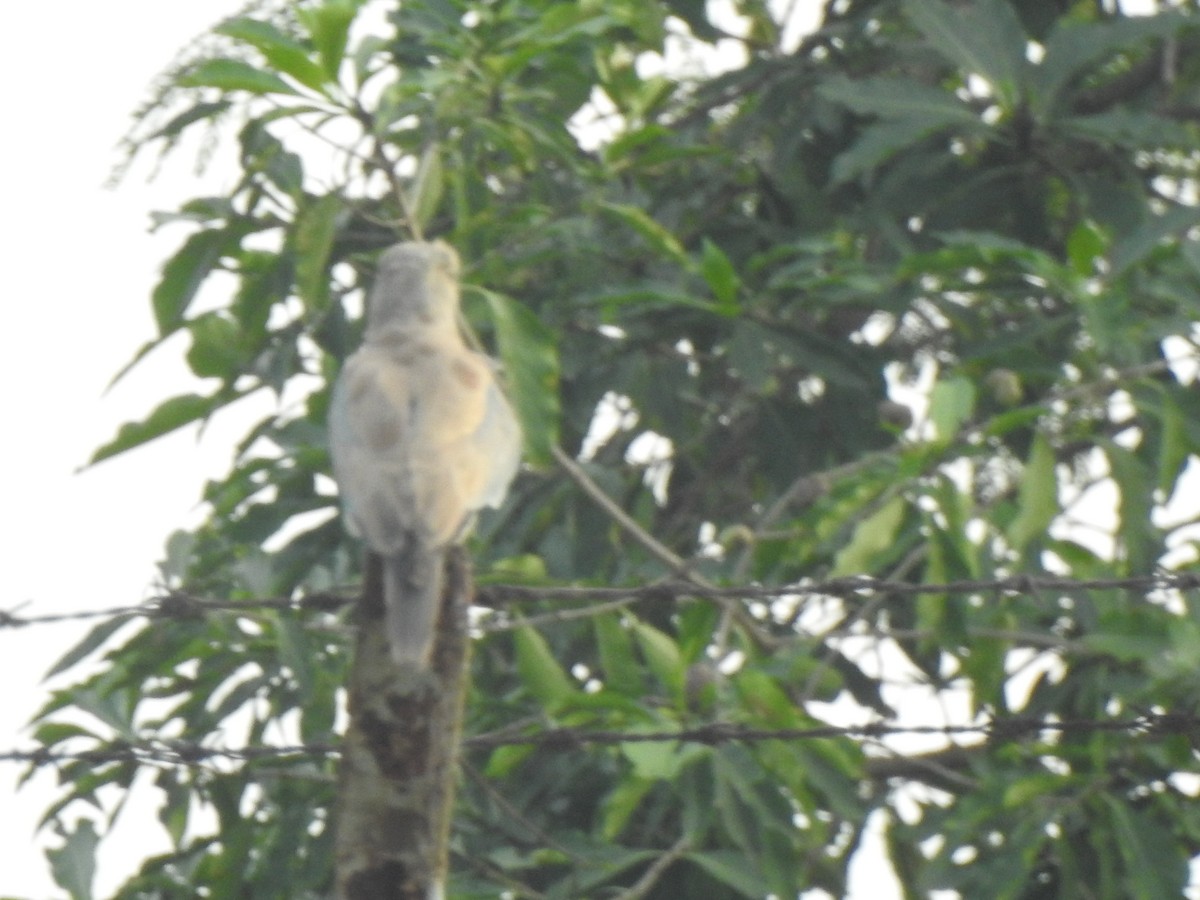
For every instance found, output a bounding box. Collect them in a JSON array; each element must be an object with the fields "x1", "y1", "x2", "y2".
[{"x1": 328, "y1": 240, "x2": 521, "y2": 668}]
